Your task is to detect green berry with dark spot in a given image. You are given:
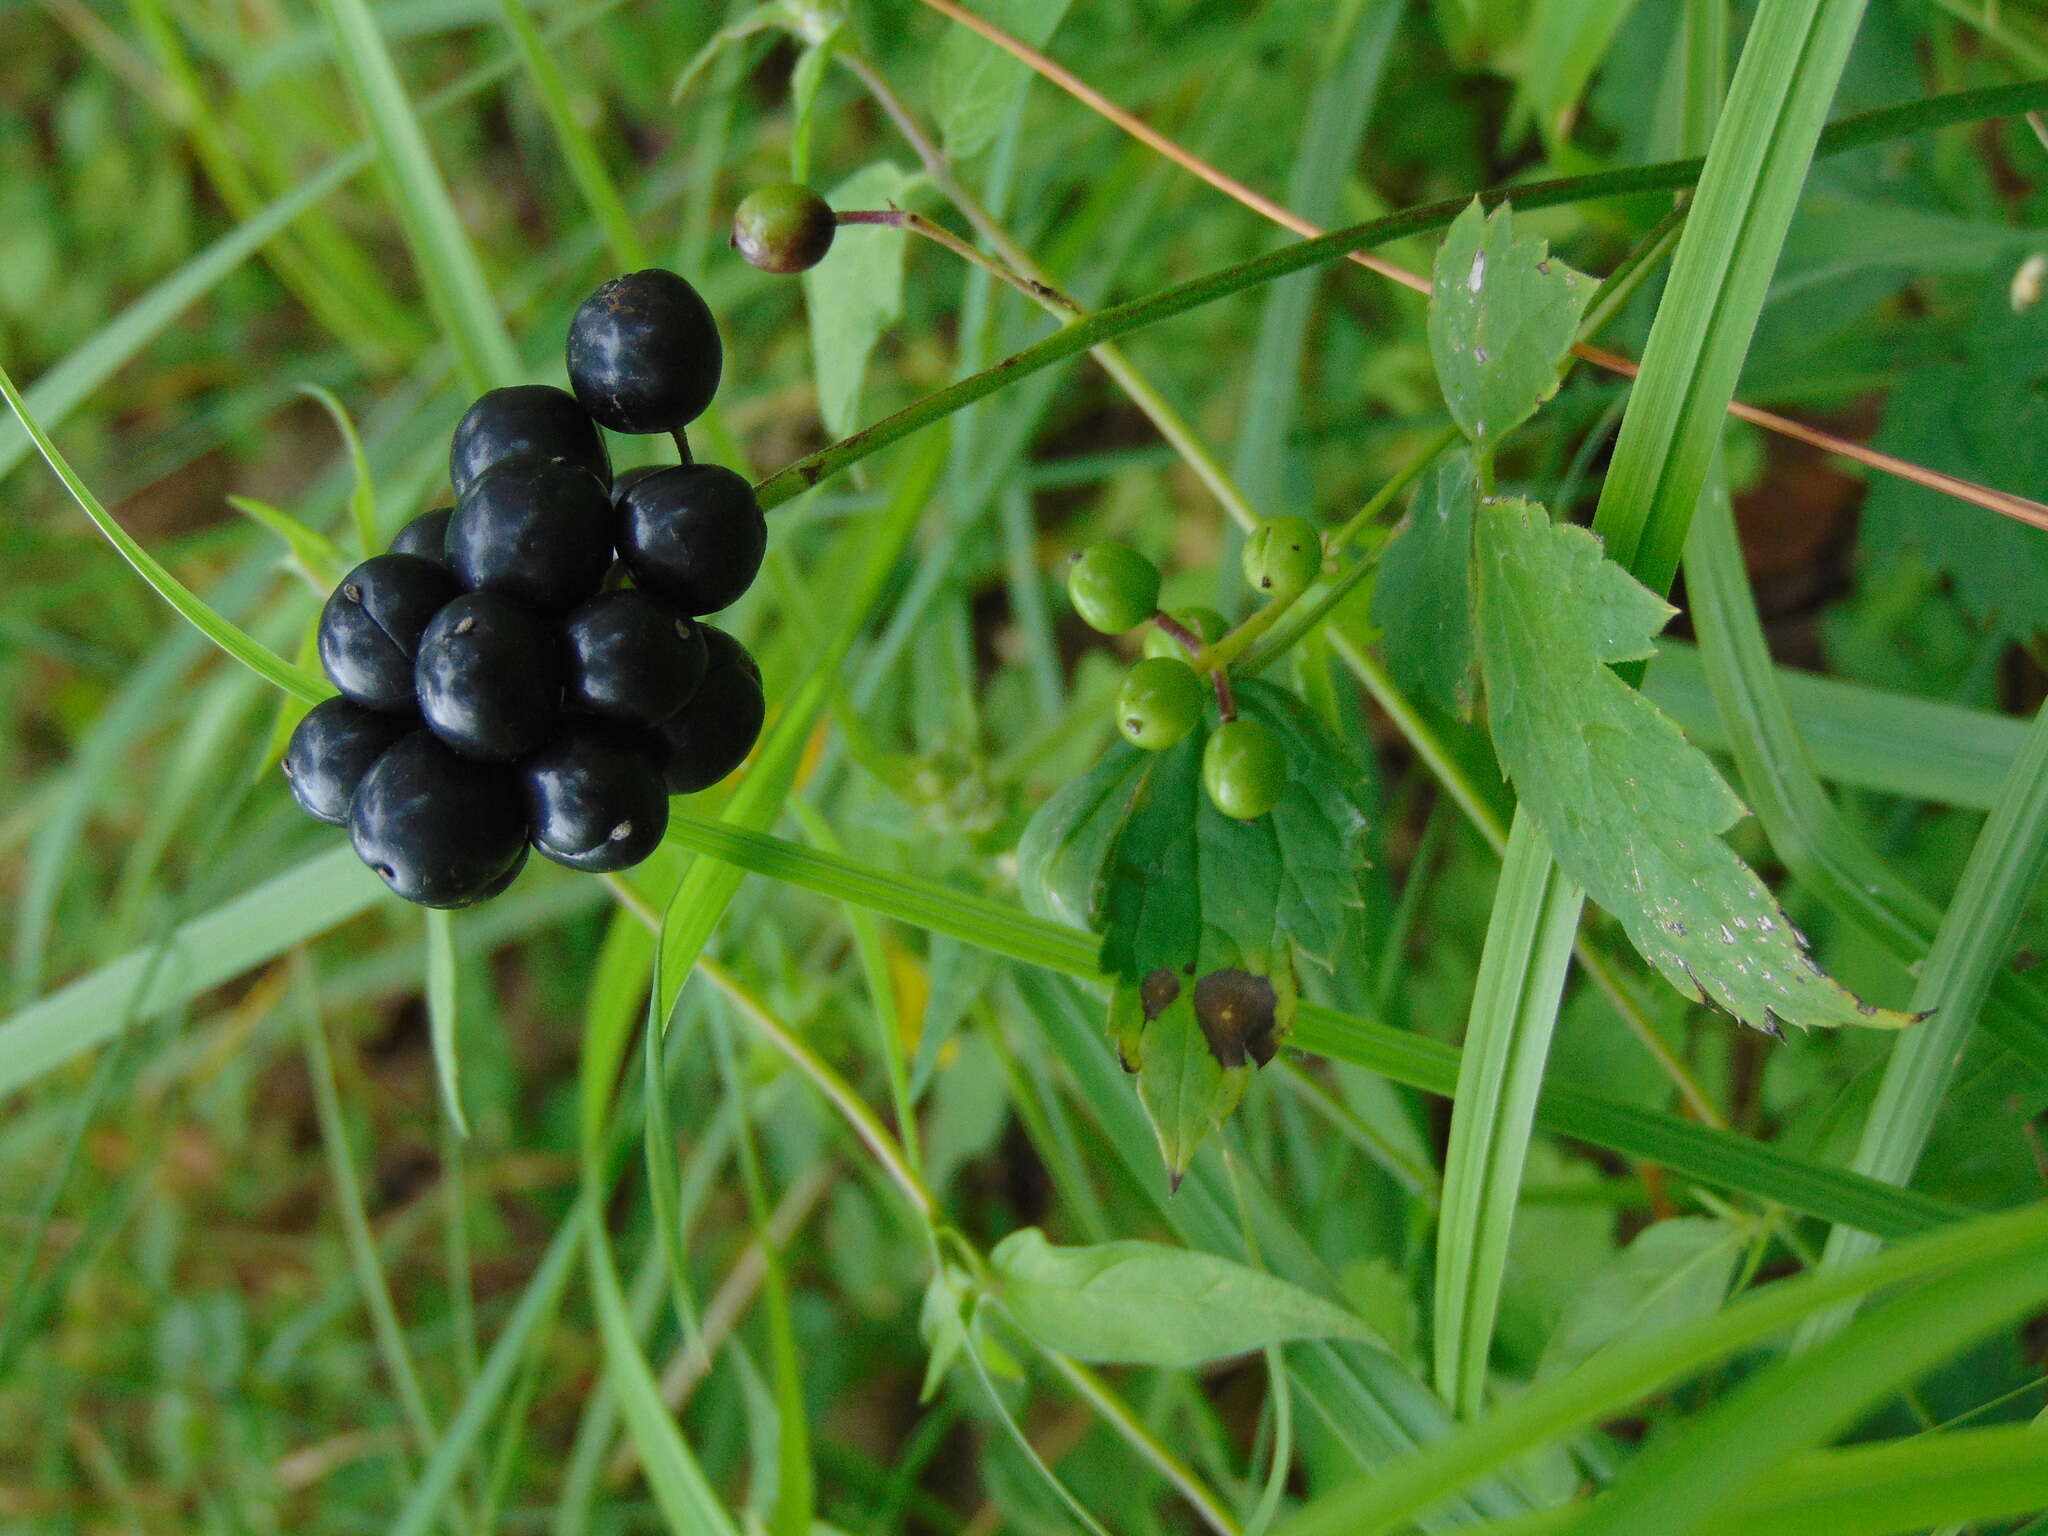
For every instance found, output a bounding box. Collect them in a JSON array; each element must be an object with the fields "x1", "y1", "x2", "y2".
[
  {"x1": 1117, "y1": 657, "x2": 1205, "y2": 751},
  {"x1": 1066, "y1": 543, "x2": 1160, "y2": 634},
  {"x1": 1203, "y1": 717, "x2": 1286, "y2": 820},
  {"x1": 732, "y1": 184, "x2": 837, "y2": 274},
  {"x1": 1241, "y1": 516, "x2": 1322, "y2": 600},
  {"x1": 1143, "y1": 606, "x2": 1229, "y2": 661}
]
